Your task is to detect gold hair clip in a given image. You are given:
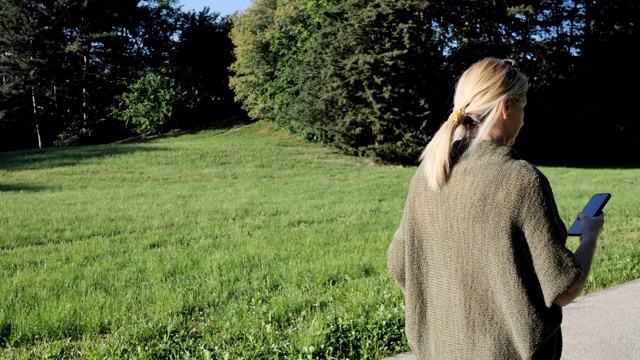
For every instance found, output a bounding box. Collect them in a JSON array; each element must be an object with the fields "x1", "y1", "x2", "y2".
[{"x1": 448, "y1": 109, "x2": 466, "y2": 126}]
